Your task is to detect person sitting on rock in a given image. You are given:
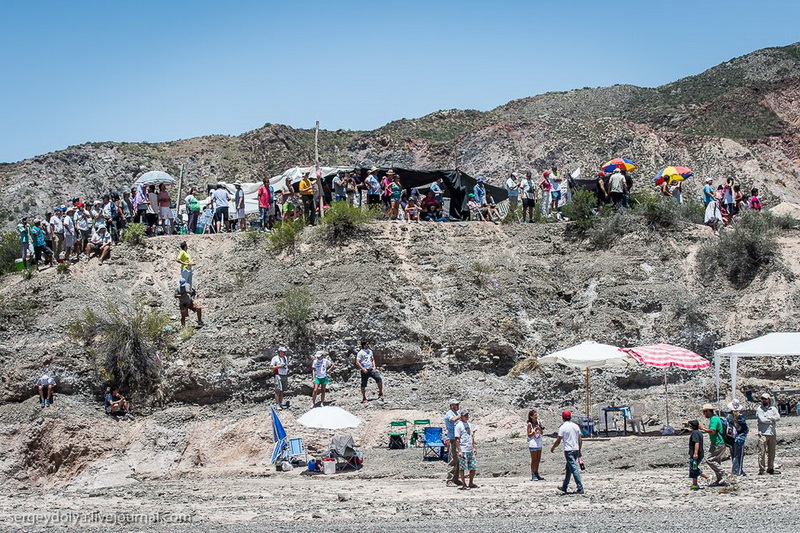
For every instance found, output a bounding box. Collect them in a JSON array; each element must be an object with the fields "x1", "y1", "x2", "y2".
[
  {"x1": 175, "y1": 279, "x2": 204, "y2": 328},
  {"x1": 86, "y1": 225, "x2": 112, "y2": 264},
  {"x1": 37, "y1": 374, "x2": 56, "y2": 408},
  {"x1": 104, "y1": 387, "x2": 130, "y2": 416}
]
